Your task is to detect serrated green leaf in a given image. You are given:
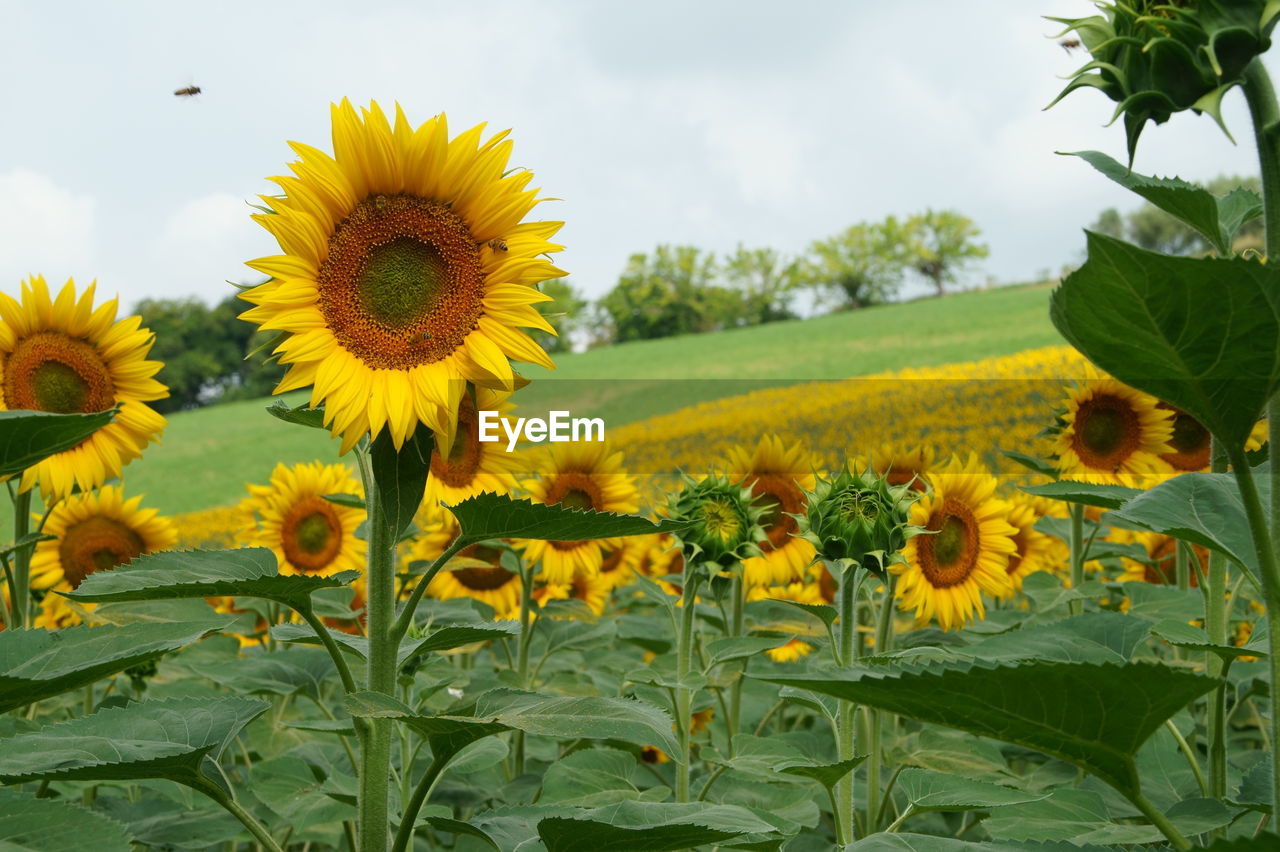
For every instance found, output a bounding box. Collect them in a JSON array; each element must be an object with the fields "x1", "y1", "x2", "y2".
[
  {"x1": 776, "y1": 599, "x2": 838, "y2": 629},
  {"x1": 847, "y1": 835, "x2": 1108, "y2": 851},
  {"x1": 779, "y1": 756, "x2": 865, "y2": 791},
  {"x1": 249, "y1": 755, "x2": 350, "y2": 830},
  {"x1": 370, "y1": 424, "x2": 431, "y2": 540},
  {"x1": 1066, "y1": 150, "x2": 1261, "y2": 254},
  {"x1": 536, "y1": 801, "x2": 777, "y2": 852},
  {"x1": 959, "y1": 612, "x2": 1151, "y2": 664},
  {"x1": 0, "y1": 697, "x2": 268, "y2": 795},
  {"x1": 1151, "y1": 619, "x2": 1267, "y2": 661},
  {"x1": 704, "y1": 636, "x2": 790, "y2": 668},
  {"x1": 1228, "y1": 760, "x2": 1271, "y2": 813},
  {"x1": 1051, "y1": 233, "x2": 1280, "y2": 448},
  {"x1": 761, "y1": 660, "x2": 1218, "y2": 793},
  {"x1": 541, "y1": 748, "x2": 663, "y2": 807},
  {"x1": 0, "y1": 619, "x2": 226, "y2": 713},
  {"x1": 1020, "y1": 481, "x2": 1141, "y2": 510},
  {"x1": 271, "y1": 619, "x2": 518, "y2": 666},
  {"x1": 0, "y1": 407, "x2": 118, "y2": 478},
  {"x1": 424, "y1": 816, "x2": 501, "y2": 849},
  {"x1": 0, "y1": 789, "x2": 133, "y2": 852},
  {"x1": 1000, "y1": 448, "x2": 1059, "y2": 479},
  {"x1": 896, "y1": 768, "x2": 1047, "y2": 812},
  {"x1": 66, "y1": 547, "x2": 357, "y2": 611},
  {"x1": 266, "y1": 399, "x2": 327, "y2": 430},
  {"x1": 95, "y1": 797, "x2": 242, "y2": 849},
  {"x1": 182, "y1": 648, "x2": 335, "y2": 699},
  {"x1": 448, "y1": 491, "x2": 689, "y2": 545}
]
